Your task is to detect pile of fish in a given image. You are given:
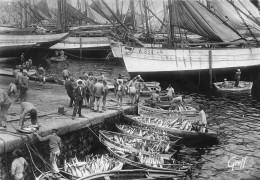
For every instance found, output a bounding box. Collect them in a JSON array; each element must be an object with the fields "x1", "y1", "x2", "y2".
[
  {"x1": 132, "y1": 115, "x2": 193, "y2": 131},
  {"x1": 117, "y1": 124, "x2": 170, "y2": 141},
  {"x1": 107, "y1": 132, "x2": 171, "y2": 153},
  {"x1": 64, "y1": 154, "x2": 123, "y2": 177}
]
